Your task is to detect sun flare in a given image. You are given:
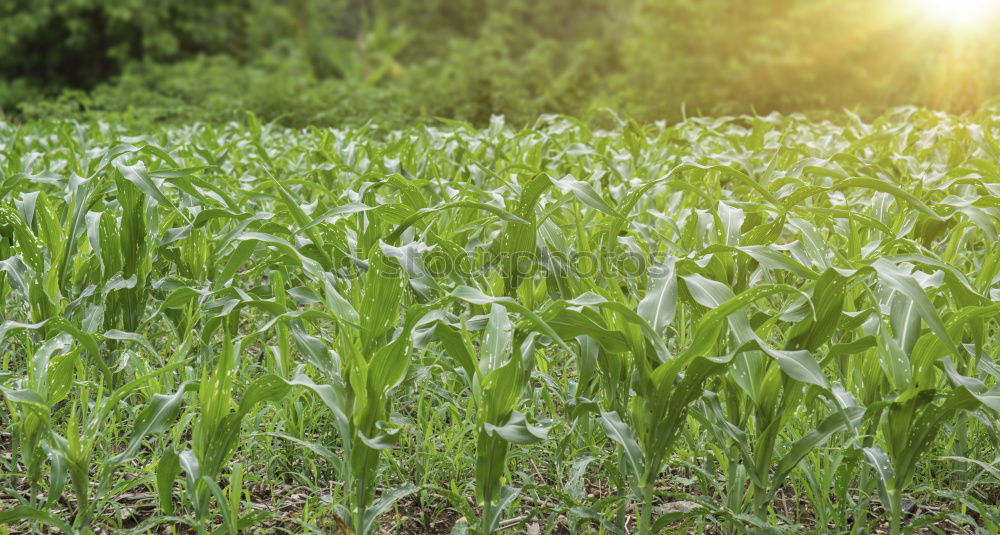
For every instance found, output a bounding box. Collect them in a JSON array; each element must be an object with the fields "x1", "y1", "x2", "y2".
[{"x1": 917, "y1": 0, "x2": 997, "y2": 27}]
